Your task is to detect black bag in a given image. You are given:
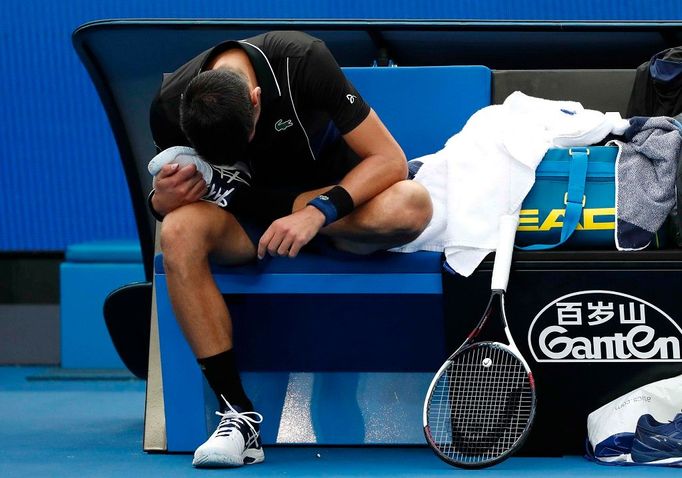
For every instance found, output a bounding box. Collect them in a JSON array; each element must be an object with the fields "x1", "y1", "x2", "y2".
[{"x1": 626, "y1": 46, "x2": 682, "y2": 247}]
